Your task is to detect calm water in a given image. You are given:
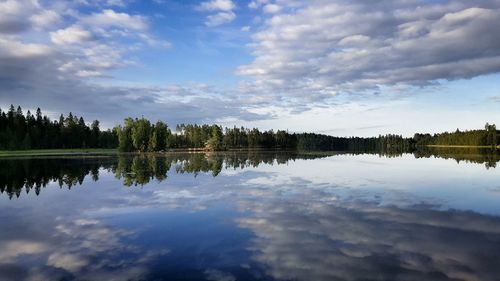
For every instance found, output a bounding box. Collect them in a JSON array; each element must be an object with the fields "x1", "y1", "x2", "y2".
[{"x1": 1, "y1": 151, "x2": 500, "y2": 281}]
